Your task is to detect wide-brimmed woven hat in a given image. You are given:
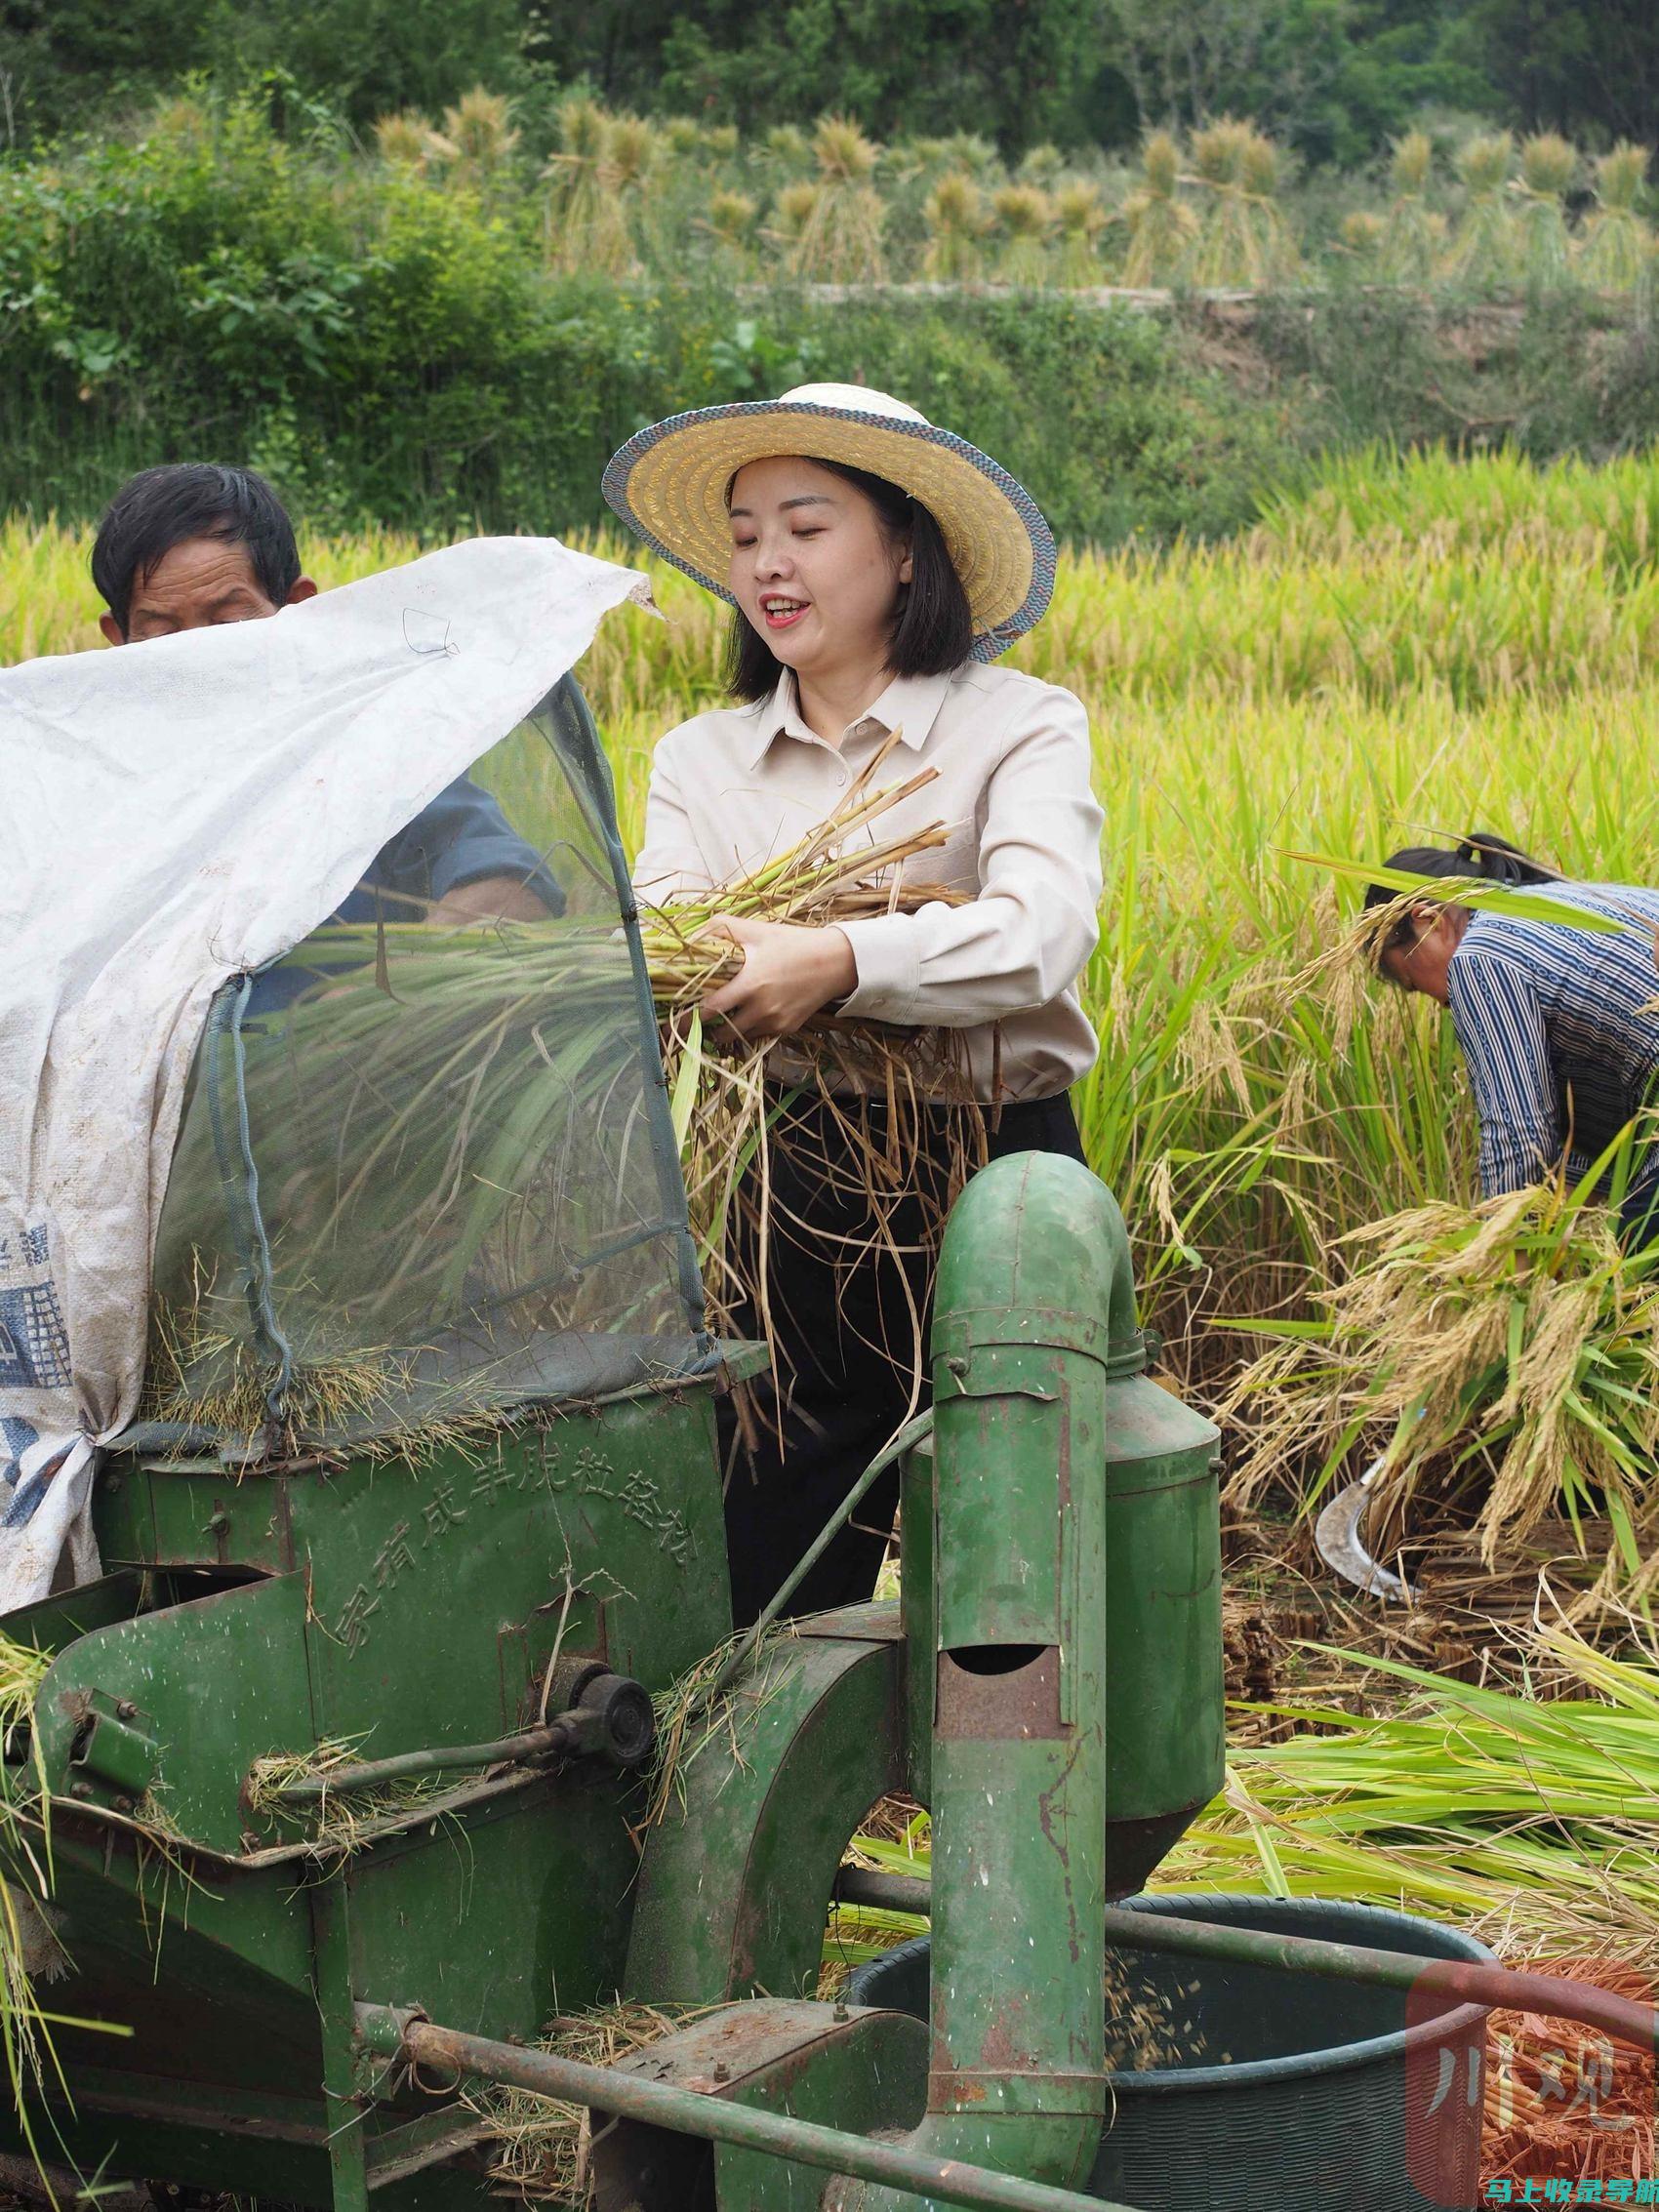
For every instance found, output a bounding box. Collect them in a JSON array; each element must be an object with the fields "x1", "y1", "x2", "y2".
[{"x1": 601, "y1": 382, "x2": 1056, "y2": 662}]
